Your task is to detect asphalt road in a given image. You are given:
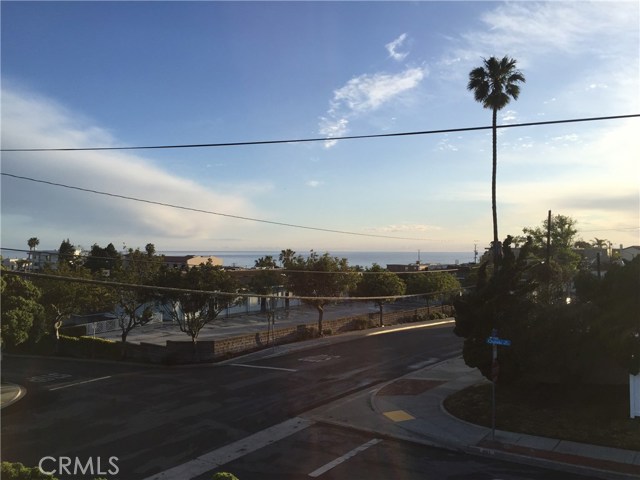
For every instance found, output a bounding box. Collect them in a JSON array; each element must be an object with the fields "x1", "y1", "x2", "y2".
[
  {"x1": 1, "y1": 325, "x2": 598, "y2": 480},
  {"x1": 191, "y1": 423, "x2": 598, "y2": 480}
]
